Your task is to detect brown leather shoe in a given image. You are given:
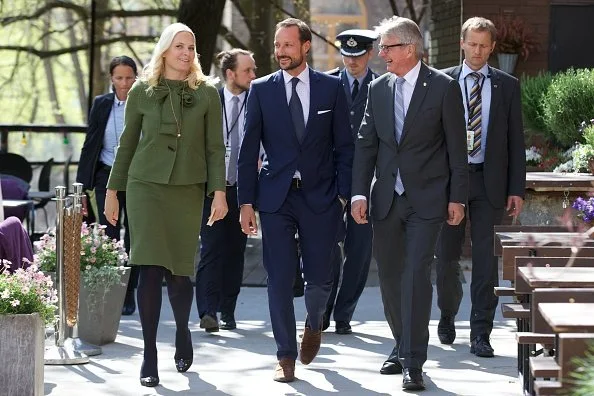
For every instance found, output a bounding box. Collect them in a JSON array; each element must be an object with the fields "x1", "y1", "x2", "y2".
[
  {"x1": 299, "y1": 327, "x2": 322, "y2": 365},
  {"x1": 273, "y1": 358, "x2": 295, "y2": 382}
]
